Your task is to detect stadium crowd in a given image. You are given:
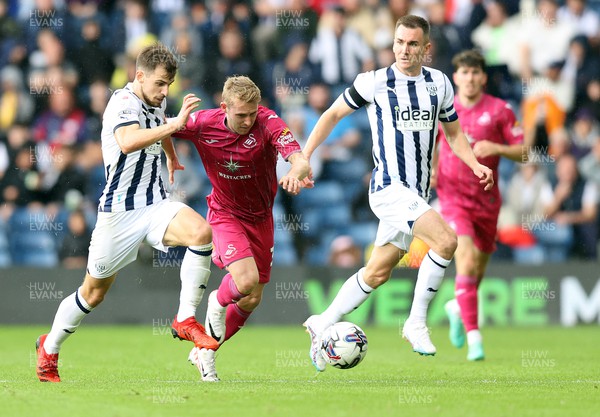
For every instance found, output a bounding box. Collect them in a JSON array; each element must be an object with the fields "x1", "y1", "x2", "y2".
[{"x1": 0, "y1": 0, "x2": 599, "y2": 268}]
